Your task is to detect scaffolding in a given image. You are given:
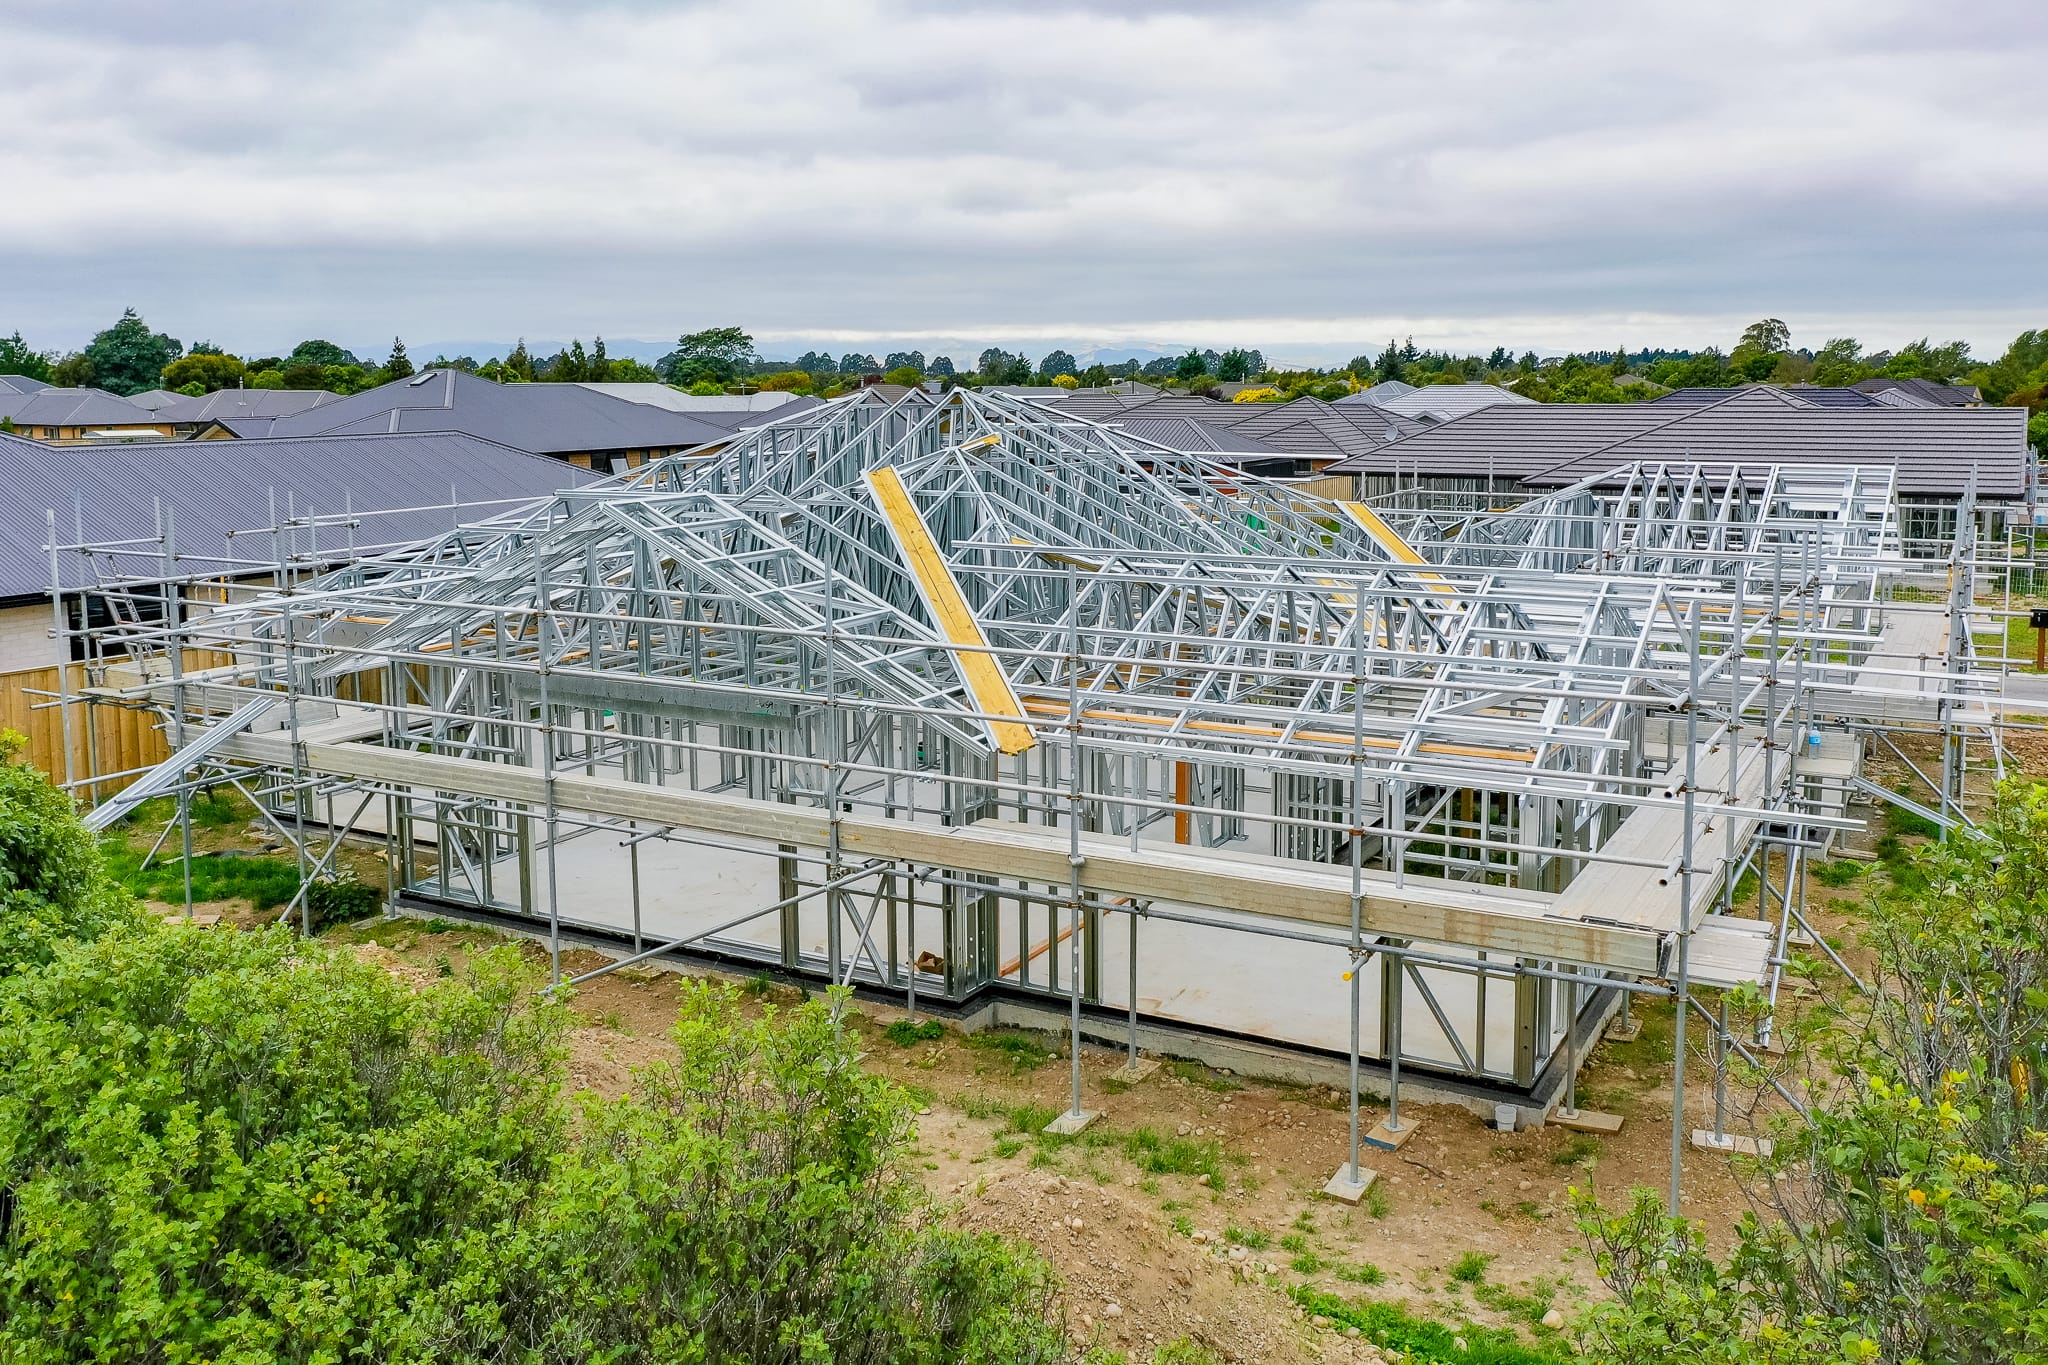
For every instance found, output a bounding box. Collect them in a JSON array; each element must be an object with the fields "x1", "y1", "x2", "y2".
[{"x1": 42, "y1": 387, "x2": 2044, "y2": 1207}]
